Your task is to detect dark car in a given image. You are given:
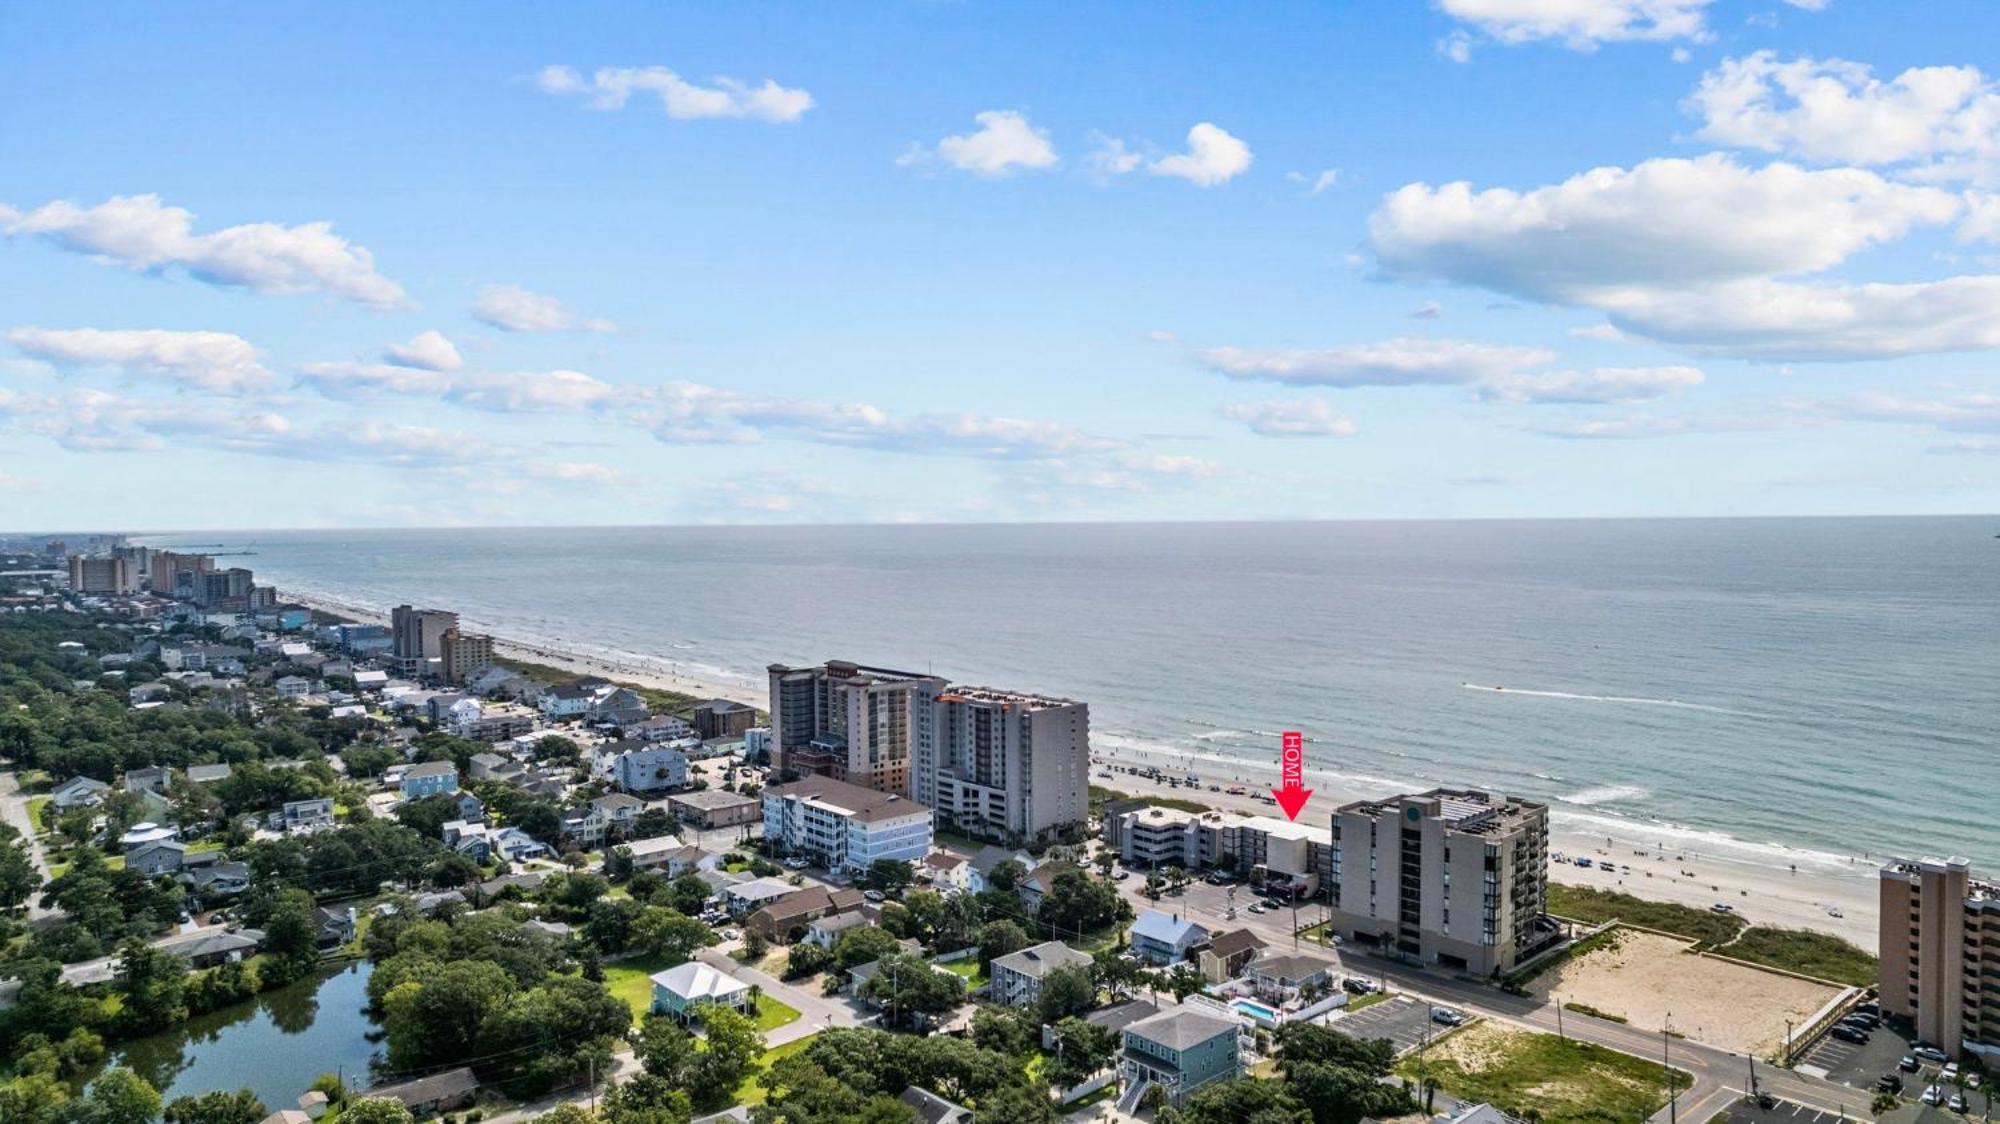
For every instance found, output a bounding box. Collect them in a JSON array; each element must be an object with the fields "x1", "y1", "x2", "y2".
[
  {"x1": 1876, "y1": 1074, "x2": 1903, "y2": 1094},
  {"x1": 1342, "y1": 978, "x2": 1379, "y2": 995},
  {"x1": 1830, "y1": 1025, "x2": 1869, "y2": 1044}
]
